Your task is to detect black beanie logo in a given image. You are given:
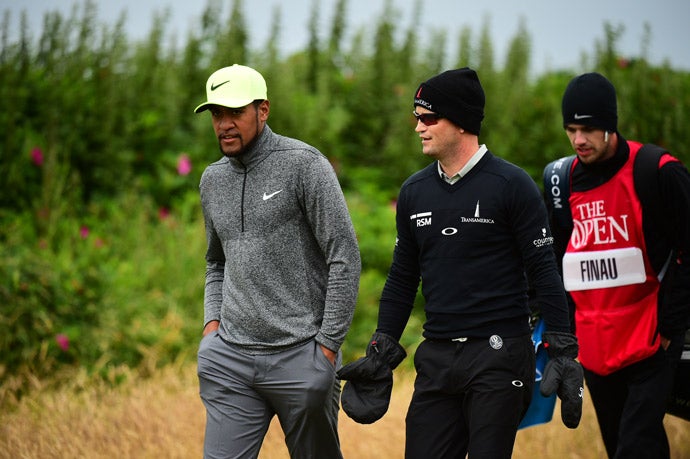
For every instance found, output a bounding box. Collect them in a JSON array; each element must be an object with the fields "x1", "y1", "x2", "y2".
[
  {"x1": 573, "y1": 113, "x2": 593, "y2": 120},
  {"x1": 414, "y1": 87, "x2": 433, "y2": 111}
]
